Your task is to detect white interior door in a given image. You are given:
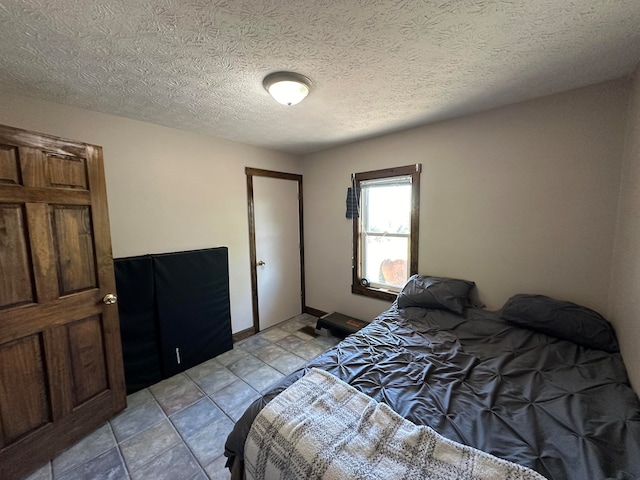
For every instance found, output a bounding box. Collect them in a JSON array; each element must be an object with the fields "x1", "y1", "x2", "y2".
[{"x1": 253, "y1": 176, "x2": 302, "y2": 330}]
